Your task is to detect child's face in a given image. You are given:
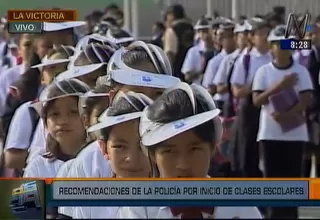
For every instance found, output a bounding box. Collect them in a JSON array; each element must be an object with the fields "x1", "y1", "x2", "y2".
[
  {"x1": 89, "y1": 101, "x2": 109, "y2": 126},
  {"x1": 152, "y1": 129, "x2": 213, "y2": 178},
  {"x1": 270, "y1": 41, "x2": 292, "y2": 59},
  {"x1": 236, "y1": 32, "x2": 249, "y2": 49},
  {"x1": 18, "y1": 34, "x2": 33, "y2": 63},
  {"x1": 100, "y1": 119, "x2": 151, "y2": 177},
  {"x1": 198, "y1": 29, "x2": 211, "y2": 42},
  {"x1": 34, "y1": 35, "x2": 53, "y2": 59},
  {"x1": 46, "y1": 97, "x2": 85, "y2": 155},
  {"x1": 252, "y1": 27, "x2": 269, "y2": 48}
]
